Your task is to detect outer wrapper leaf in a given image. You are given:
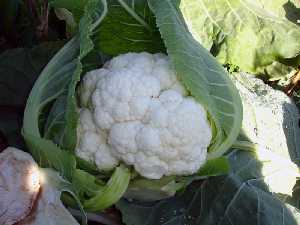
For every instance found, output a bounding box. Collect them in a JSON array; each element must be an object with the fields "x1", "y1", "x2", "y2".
[
  {"x1": 83, "y1": 165, "x2": 131, "y2": 212},
  {"x1": 148, "y1": 0, "x2": 243, "y2": 158},
  {"x1": 23, "y1": 36, "x2": 79, "y2": 141},
  {"x1": 22, "y1": 37, "x2": 79, "y2": 180}
]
